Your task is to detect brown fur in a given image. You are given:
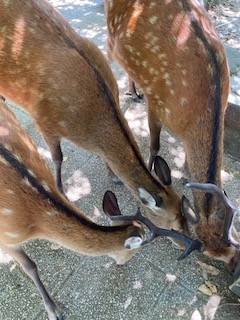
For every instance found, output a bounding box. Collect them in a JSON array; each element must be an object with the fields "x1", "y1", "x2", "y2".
[
  {"x1": 0, "y1": 99, "x2": 144, "y2": 263},
  {"x1": 0, "y1": 98, "x2": 146, "y2": 319},
  {"x1": 104, "y1": 0, "x2": 239, "y2": 268},
  {"x1": 0, "y1": 0, "x2": 188, "y2": 240}
]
